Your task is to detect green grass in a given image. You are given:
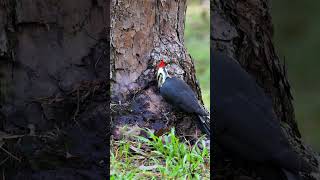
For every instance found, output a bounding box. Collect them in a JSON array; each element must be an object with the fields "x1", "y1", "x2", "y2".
[
  {"x1": 185, "y1": 1, "x2": 210, "y2": 110},
  {"x1": 110, "y1": 127, "x2": 210, "y2": 179}
]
